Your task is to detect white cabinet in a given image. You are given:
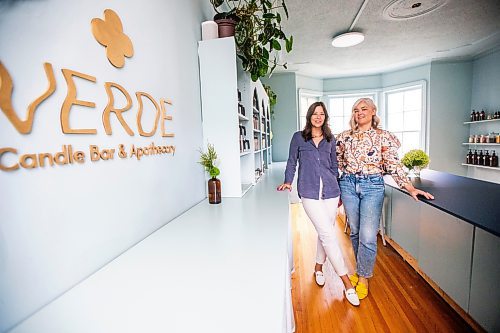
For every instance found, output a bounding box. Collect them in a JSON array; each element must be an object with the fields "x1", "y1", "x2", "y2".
[{"x1": 198, "y1": 37, "x2": 271, "y2": 197}]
